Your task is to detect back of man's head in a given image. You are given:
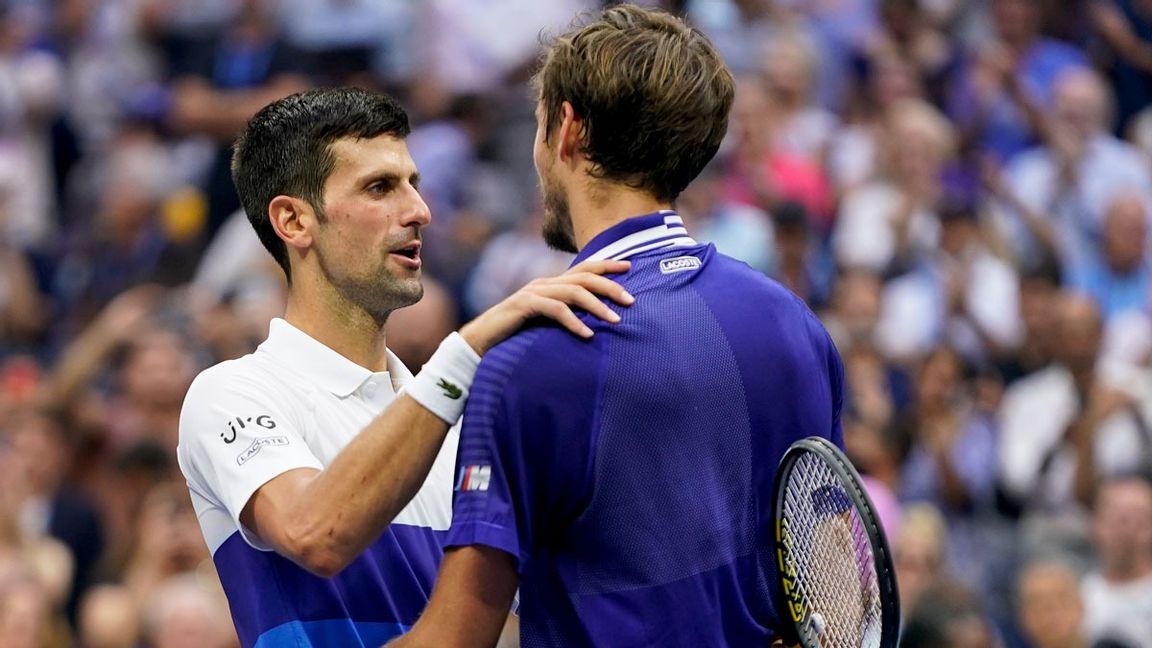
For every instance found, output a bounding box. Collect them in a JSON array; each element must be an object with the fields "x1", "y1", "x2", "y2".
[
  {"x1": 231, "y1": 87, "x2": 411, "y2": 281},
  {"x1": 534, "y1": 4, "x2": 735, "y2": 202}
]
